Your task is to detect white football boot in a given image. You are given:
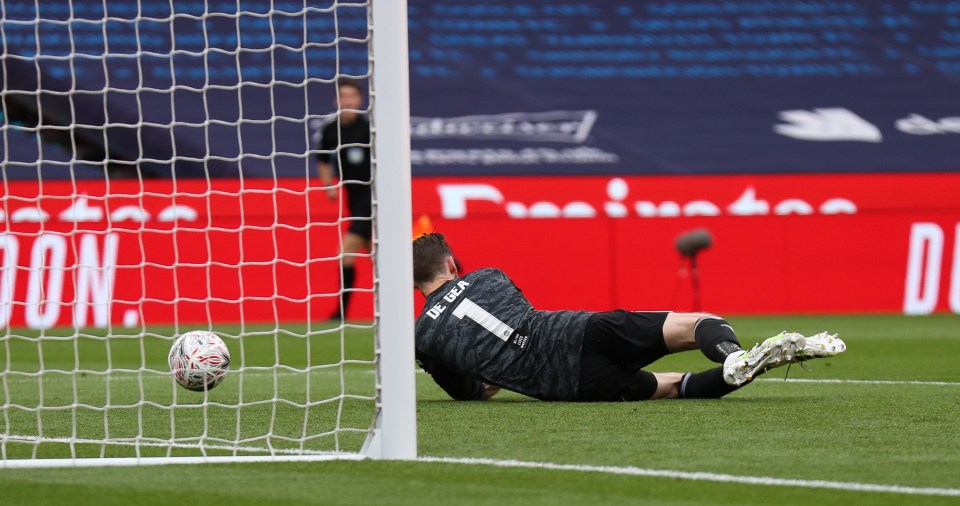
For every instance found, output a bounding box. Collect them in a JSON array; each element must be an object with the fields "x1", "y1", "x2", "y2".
[
  {"x1": 722, "y1": 332, "x2": 805, "y2": 386},
  {"x1": 794, "y1": 331, "x2": 846, "y2": 361}
]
